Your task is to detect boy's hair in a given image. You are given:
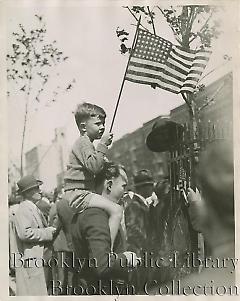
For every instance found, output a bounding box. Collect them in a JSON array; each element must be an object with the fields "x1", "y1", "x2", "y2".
[{"x1": 74, "y1": 102, "x2": 106, "y2": 130}]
